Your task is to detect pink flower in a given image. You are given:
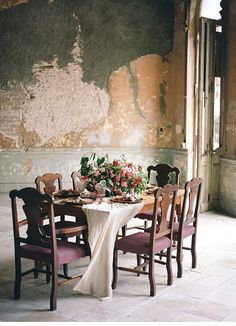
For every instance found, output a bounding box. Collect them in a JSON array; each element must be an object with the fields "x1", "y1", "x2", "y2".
[
  {"x1": 94, "y1": 170, "x2": 100, "y2": 177},
  {"x1": 110, "y1": 171, "x2": 115, "y2": 178},
  {"x1": 121, "y1": 181, "x2": 128, "y2": 187},
  {"x1": 131, "y1": 176, "x2": 142, "y2": 188}
]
